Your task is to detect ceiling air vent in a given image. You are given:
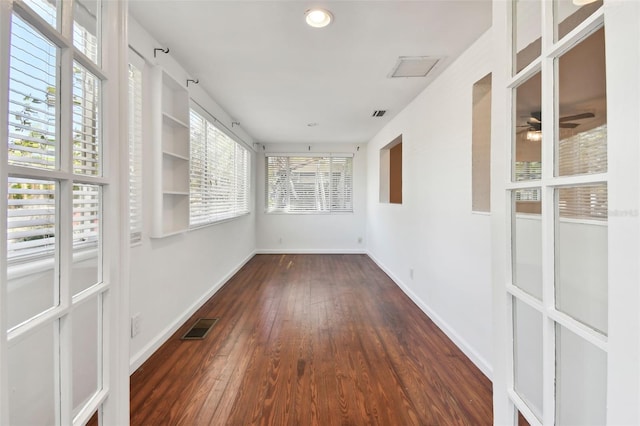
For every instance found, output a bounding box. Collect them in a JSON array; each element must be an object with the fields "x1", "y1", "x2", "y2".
[
  {"x1": 389, "y1": 56, "x2": 440, "y2": 78},
  {"x1": 372, "y1": 110, "x2": 387, "y2": 117}
]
